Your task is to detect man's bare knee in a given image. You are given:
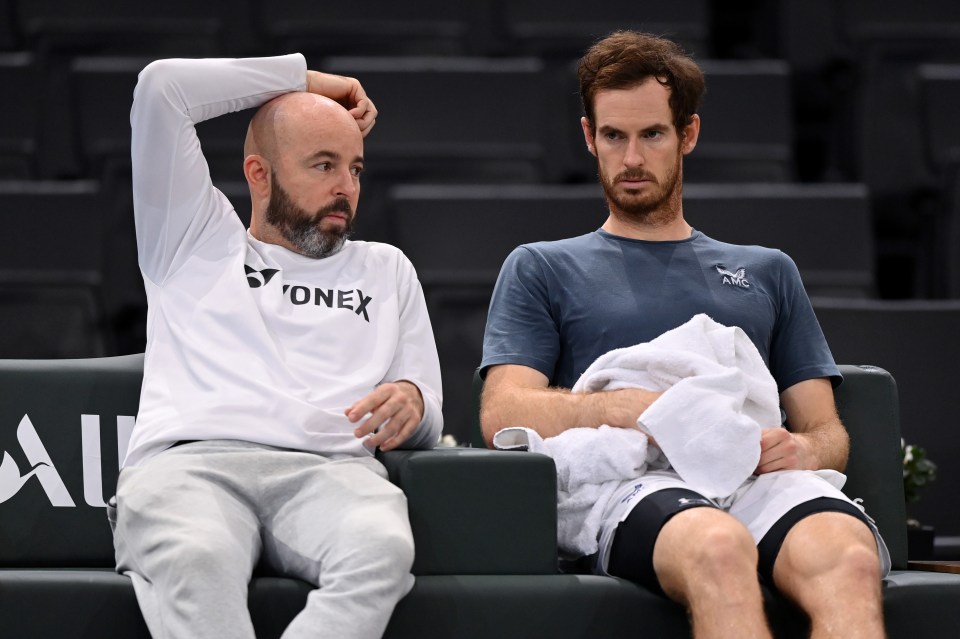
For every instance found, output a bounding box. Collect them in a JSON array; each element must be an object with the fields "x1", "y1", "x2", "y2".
[
  {"x1": 776, "y1": 513, "x2": 877, "y2": 579},
  {"x1": 654, "y1": 508, "x2": 757, "y2": 601}
]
